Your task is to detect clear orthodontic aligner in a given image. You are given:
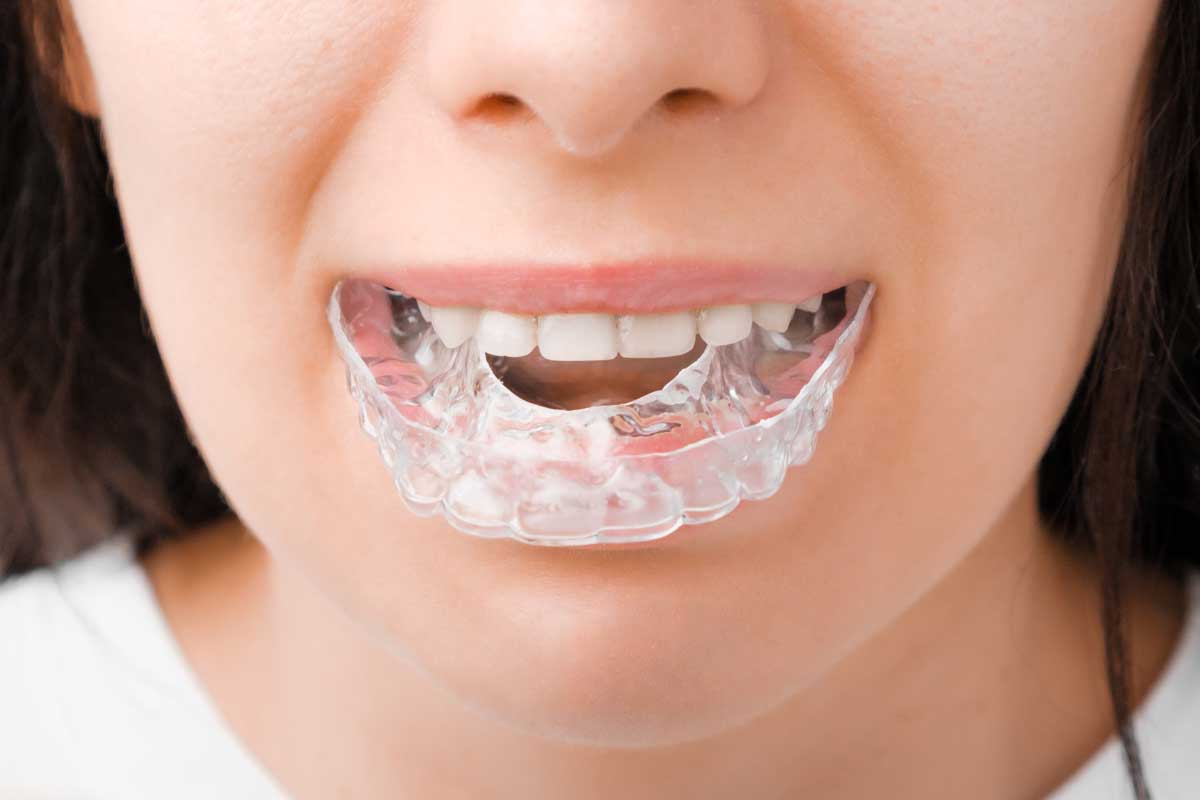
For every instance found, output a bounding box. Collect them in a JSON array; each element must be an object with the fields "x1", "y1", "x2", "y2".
[{"x1": 328, "y1": 279, "x2": 875, "y2": 546}]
